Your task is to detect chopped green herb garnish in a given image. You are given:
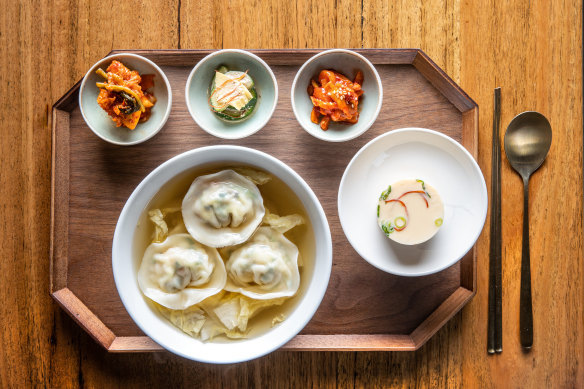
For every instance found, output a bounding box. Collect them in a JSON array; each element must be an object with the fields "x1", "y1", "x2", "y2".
[
  {"x1": 377, "y1": 204, "x2": 380, "y2": 217},
  {"x1": 379, "y1": 185, "x2": 392, "y2": 200},
  {"x1": 435, "y1": 218, "x2": 443, "y2": 227},
  {"x1": 381, "y1": 221, "x2": 394, "y2": 236},
  {"x1": 416, "y1": 179, "x2": 431, "y2": 198}
]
